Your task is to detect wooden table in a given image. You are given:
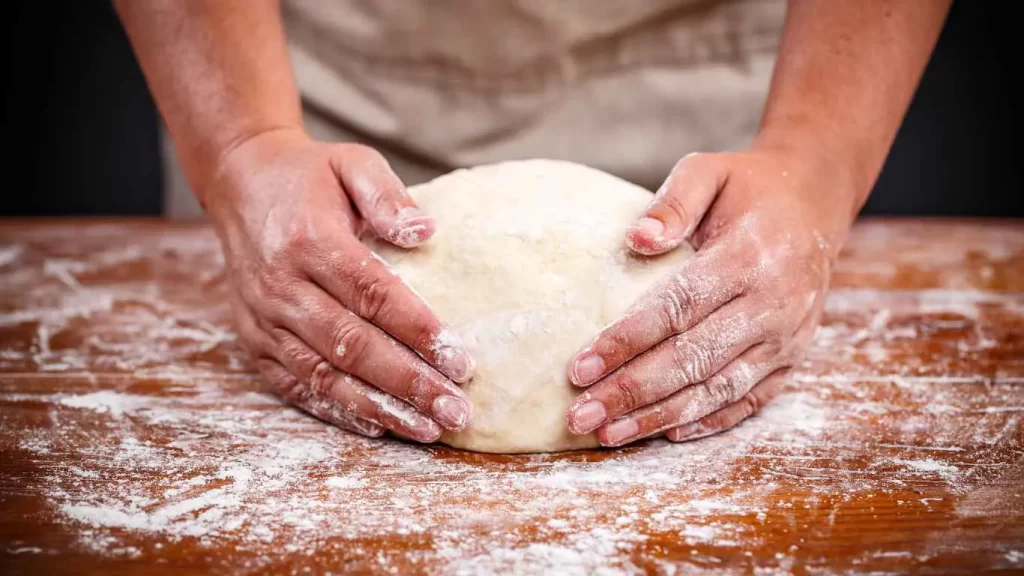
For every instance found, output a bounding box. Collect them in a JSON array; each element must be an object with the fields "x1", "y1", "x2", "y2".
[{"x1": 1, "y1": 219, "x2": 1022, "y2": 575}]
